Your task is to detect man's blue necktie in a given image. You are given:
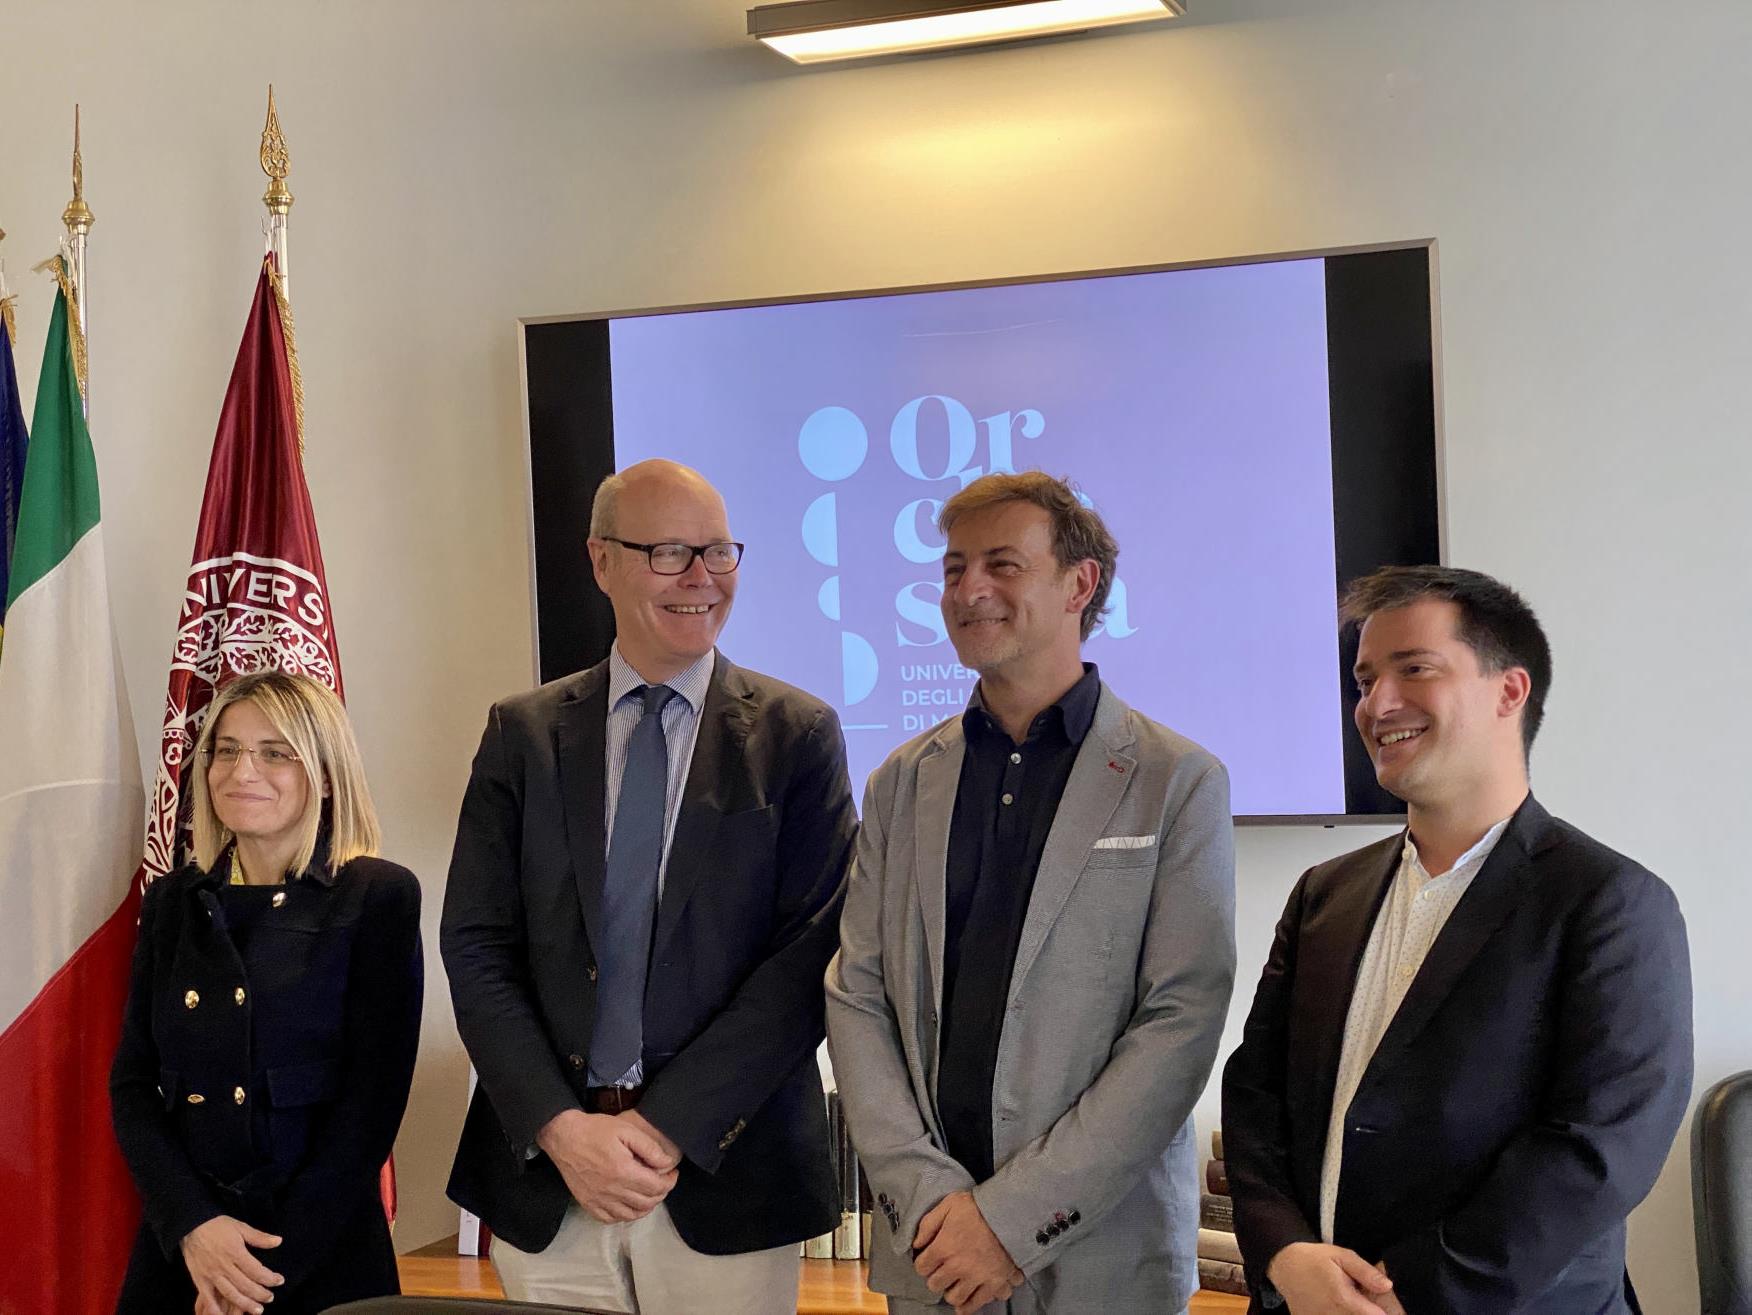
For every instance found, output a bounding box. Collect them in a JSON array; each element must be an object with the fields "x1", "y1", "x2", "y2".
[{"x1": 588, "y1": 683, "x2": 676, "y2": 1086}]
